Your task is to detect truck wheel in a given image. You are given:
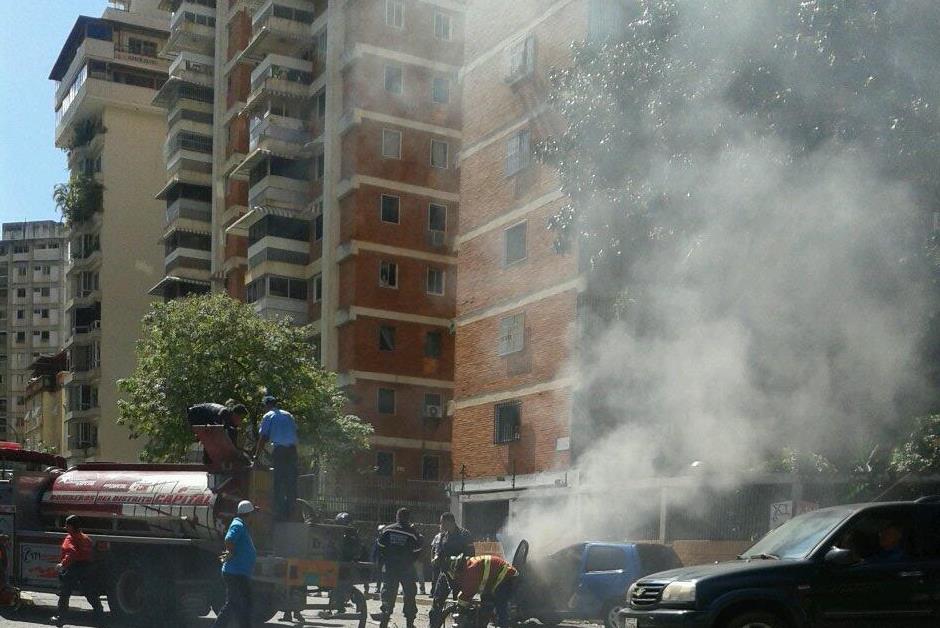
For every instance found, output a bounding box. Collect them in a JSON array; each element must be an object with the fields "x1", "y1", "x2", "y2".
[
  {"x1": 723, "y1": 611, "x2": 788, "y2": 628},
  {"x1": 602, "y1": 601, "x2": 624, "y2": 628},
  {"x1": 107, "y1": 560, "x2": 165, "y2": 625}
]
